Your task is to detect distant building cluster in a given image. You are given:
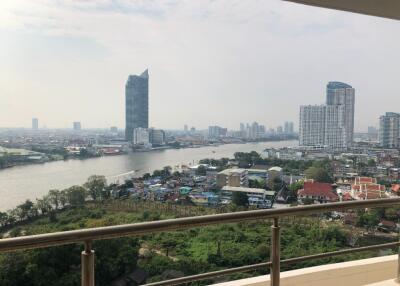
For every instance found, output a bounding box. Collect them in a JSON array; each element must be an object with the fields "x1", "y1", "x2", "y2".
[
  {"x1": 208, "y1": 126, "x2": 227, "y2": 139},
  {"x1": 237, "y1": 121, "x2": 295, "y2": 140},
  {"x1": 299, "y1": 82, "x2": 355, "y2": 149}
]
